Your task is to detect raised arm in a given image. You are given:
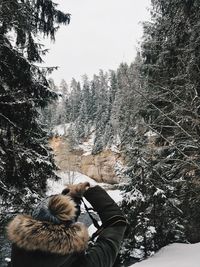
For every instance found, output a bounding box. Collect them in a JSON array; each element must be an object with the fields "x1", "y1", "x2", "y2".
[
  {"x1": 62, "y1": 183, "x2": 127, "y2": 267},
  {"x1": 82, "y1": 186, "x2": 127, "y2": 267}
]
